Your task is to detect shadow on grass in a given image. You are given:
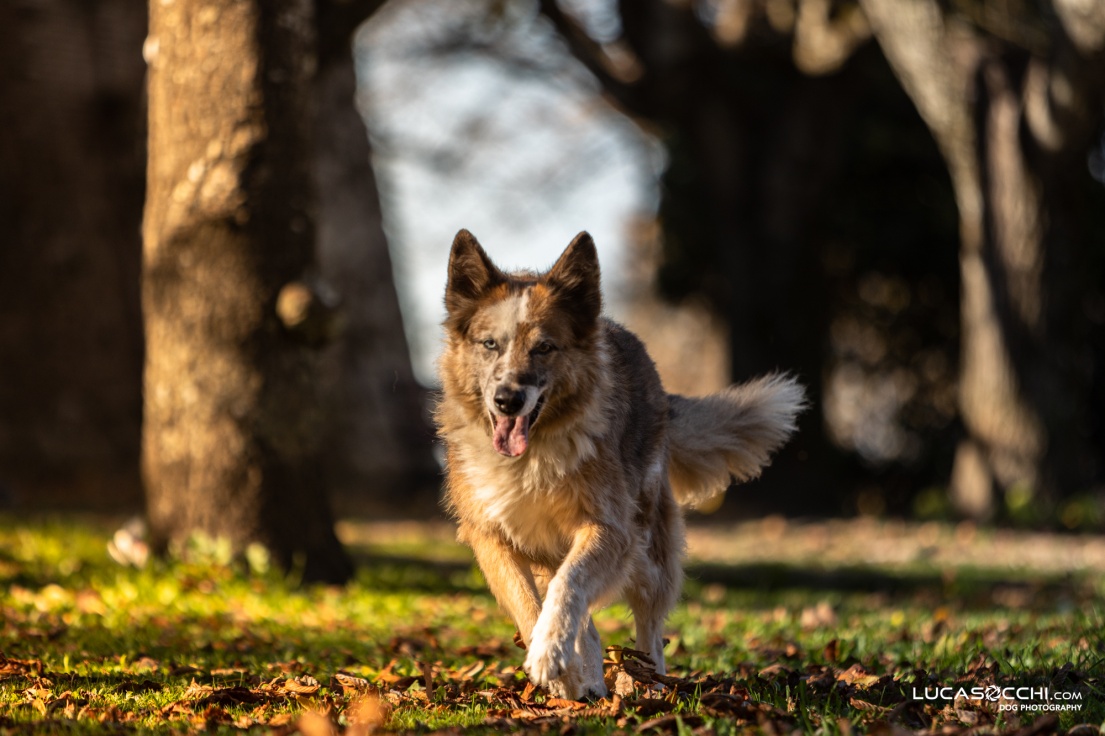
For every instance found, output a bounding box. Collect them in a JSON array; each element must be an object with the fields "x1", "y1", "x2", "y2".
[
  {"x1": 350, "y1": 550, "x2": 1094, "y2": 612},
  {"x1": 684, "y1": 561, "x2": 1091, "y2": 611}
]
